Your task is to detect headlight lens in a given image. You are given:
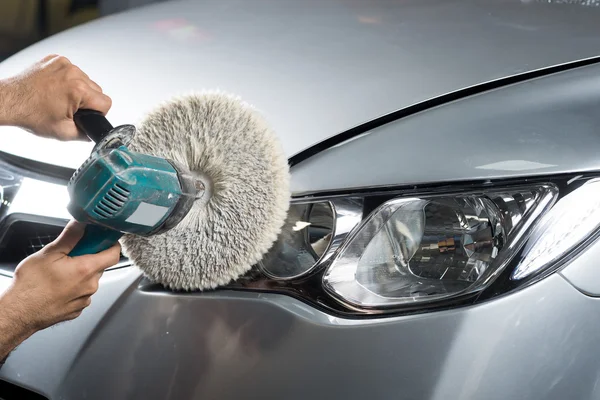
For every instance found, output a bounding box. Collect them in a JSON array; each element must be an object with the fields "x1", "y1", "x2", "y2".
[
  {"x1": 512, "y1": 178, "x2": 600, "y2": 280},
  {"x1": 323, "y1": 186, "x2": 554, "y2": 309},
  {"x1": 258, "y1": 201, "x2": 335, "y2": 279},
  {"x1": 258, "y1": 198, "x2": 363, "y2": 279}
]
